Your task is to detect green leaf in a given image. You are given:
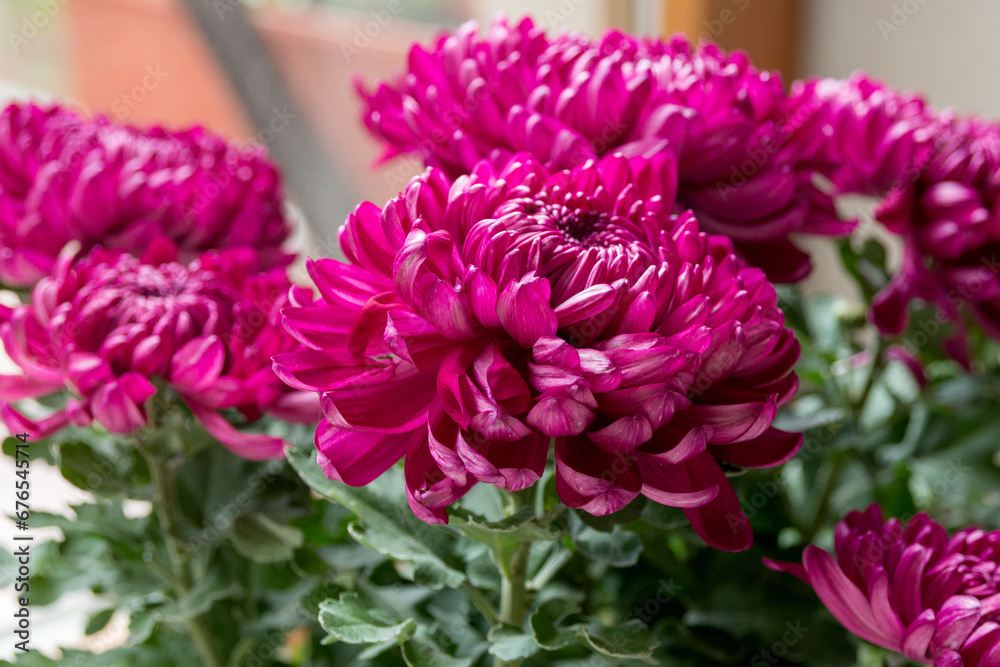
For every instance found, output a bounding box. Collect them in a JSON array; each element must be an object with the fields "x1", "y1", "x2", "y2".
[
  {"x1": 3, "y1": 435, "x2": 58, "y2": 466},
  {"x1": 58, "y1": 441, "x2": 132, "y2": 497},
  {"x1": 449, "y1": 506, "x2": 558, "y2": 544},
  {"x1": 487, "y1": 624, "x2": 540, "y2": 661},
  {"x1": 85, "y1": 608, "x2": 116, "y2": 635},
  {"x1": 126, "y1": 609, "x2": 157, "y2": 646},
  {"x1": 358, "y1": 639, "x2": 404, "y2": 660},
  {"x1": 838, "y1": 237, "x2": 889, "y2": 302},
  {"x1": 287, "y1": 445, "x2": 465, "y2": 590},
  {"x1": 580, "y1": 619, "x2": 658, "y2": 661},
  {"x1": 803, "y1": 294, "x2": 847, "y2": 352},
  {"x1": 568, "y1": 514, "x2": 643, "y2": 567},
  {"x1": 401, "y1": 635, "x2": 474, "y2": 667},
  {"x1": 530, "y1": 599, "x2": 581, "y2": 651},
  {"x1": 319, "y1": 592, "x2": 416, "y2": 645},
  {"x1": 169, "y1": 571, "x2": 242, "y2": 620},
  {"x1": 230, "y1": 512, "x2": 304, "y2": 563}
]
